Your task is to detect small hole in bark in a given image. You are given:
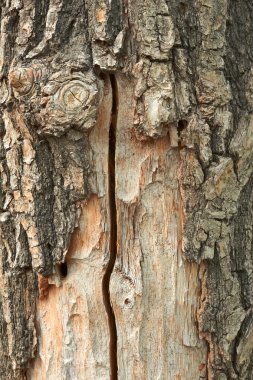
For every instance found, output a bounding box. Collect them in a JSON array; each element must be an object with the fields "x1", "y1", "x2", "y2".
[
  {"x1": 124, "y1": 298, "x2": 131, "y2": 305},
  {"x1": 6, "y1": 101, "x2": 14, "y2": 112},
  {"x1": 58, "y1": 262, "x2": 68, "y2": 279},
  {"x1": 0, "y1": 120, "x2": 5, "y2": 137},
  {"x1": 177, "y1": 119, "x2": 188, "y2": 137},
  {"x1": 93, "y1": 64, "x2": 101, "y2": 76},
  {"x1": 179, "y1": 2, "x2": 187, "y2": 14}
]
